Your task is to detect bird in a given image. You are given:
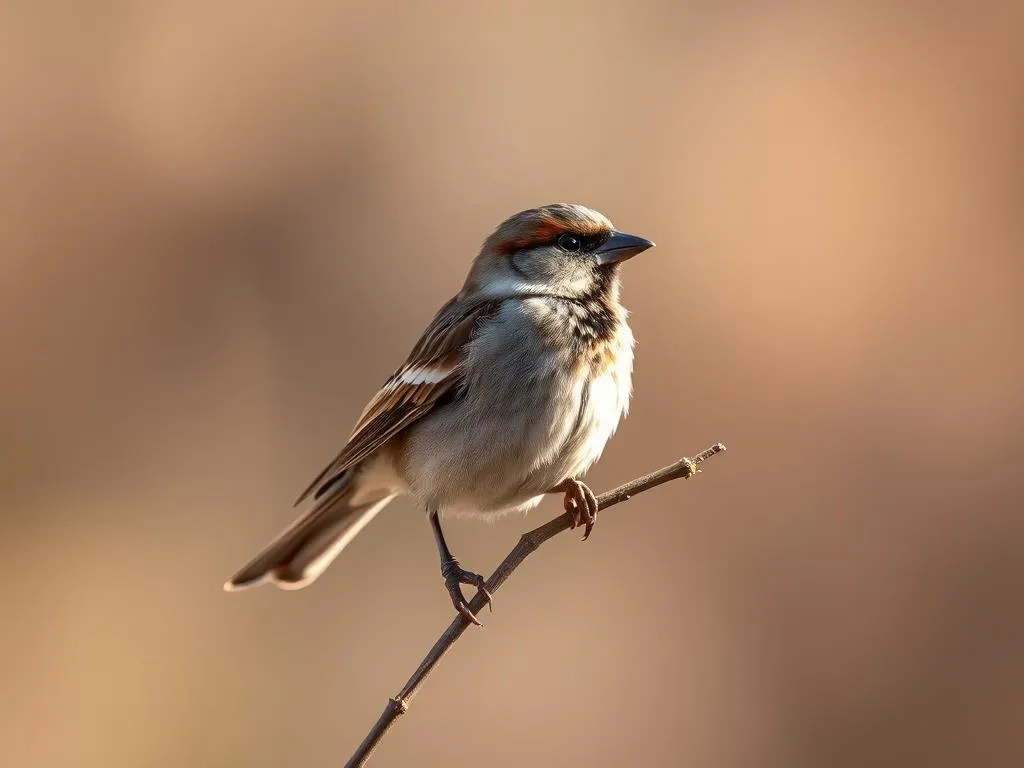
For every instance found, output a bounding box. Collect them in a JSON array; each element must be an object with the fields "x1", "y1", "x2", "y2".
[{"x1": 224, "y1": 203, "x2": 654, "y2": 624}]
